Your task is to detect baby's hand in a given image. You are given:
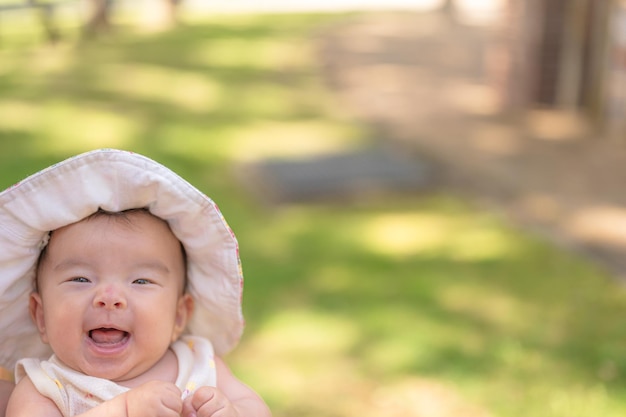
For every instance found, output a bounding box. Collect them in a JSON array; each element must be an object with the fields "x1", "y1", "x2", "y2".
[
  {"x1": 125, "y1": 381, "x2": 183, "y2": 417},
  {"x1": 182, "y1": 386, "x2": 238, "y2": 417}
]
